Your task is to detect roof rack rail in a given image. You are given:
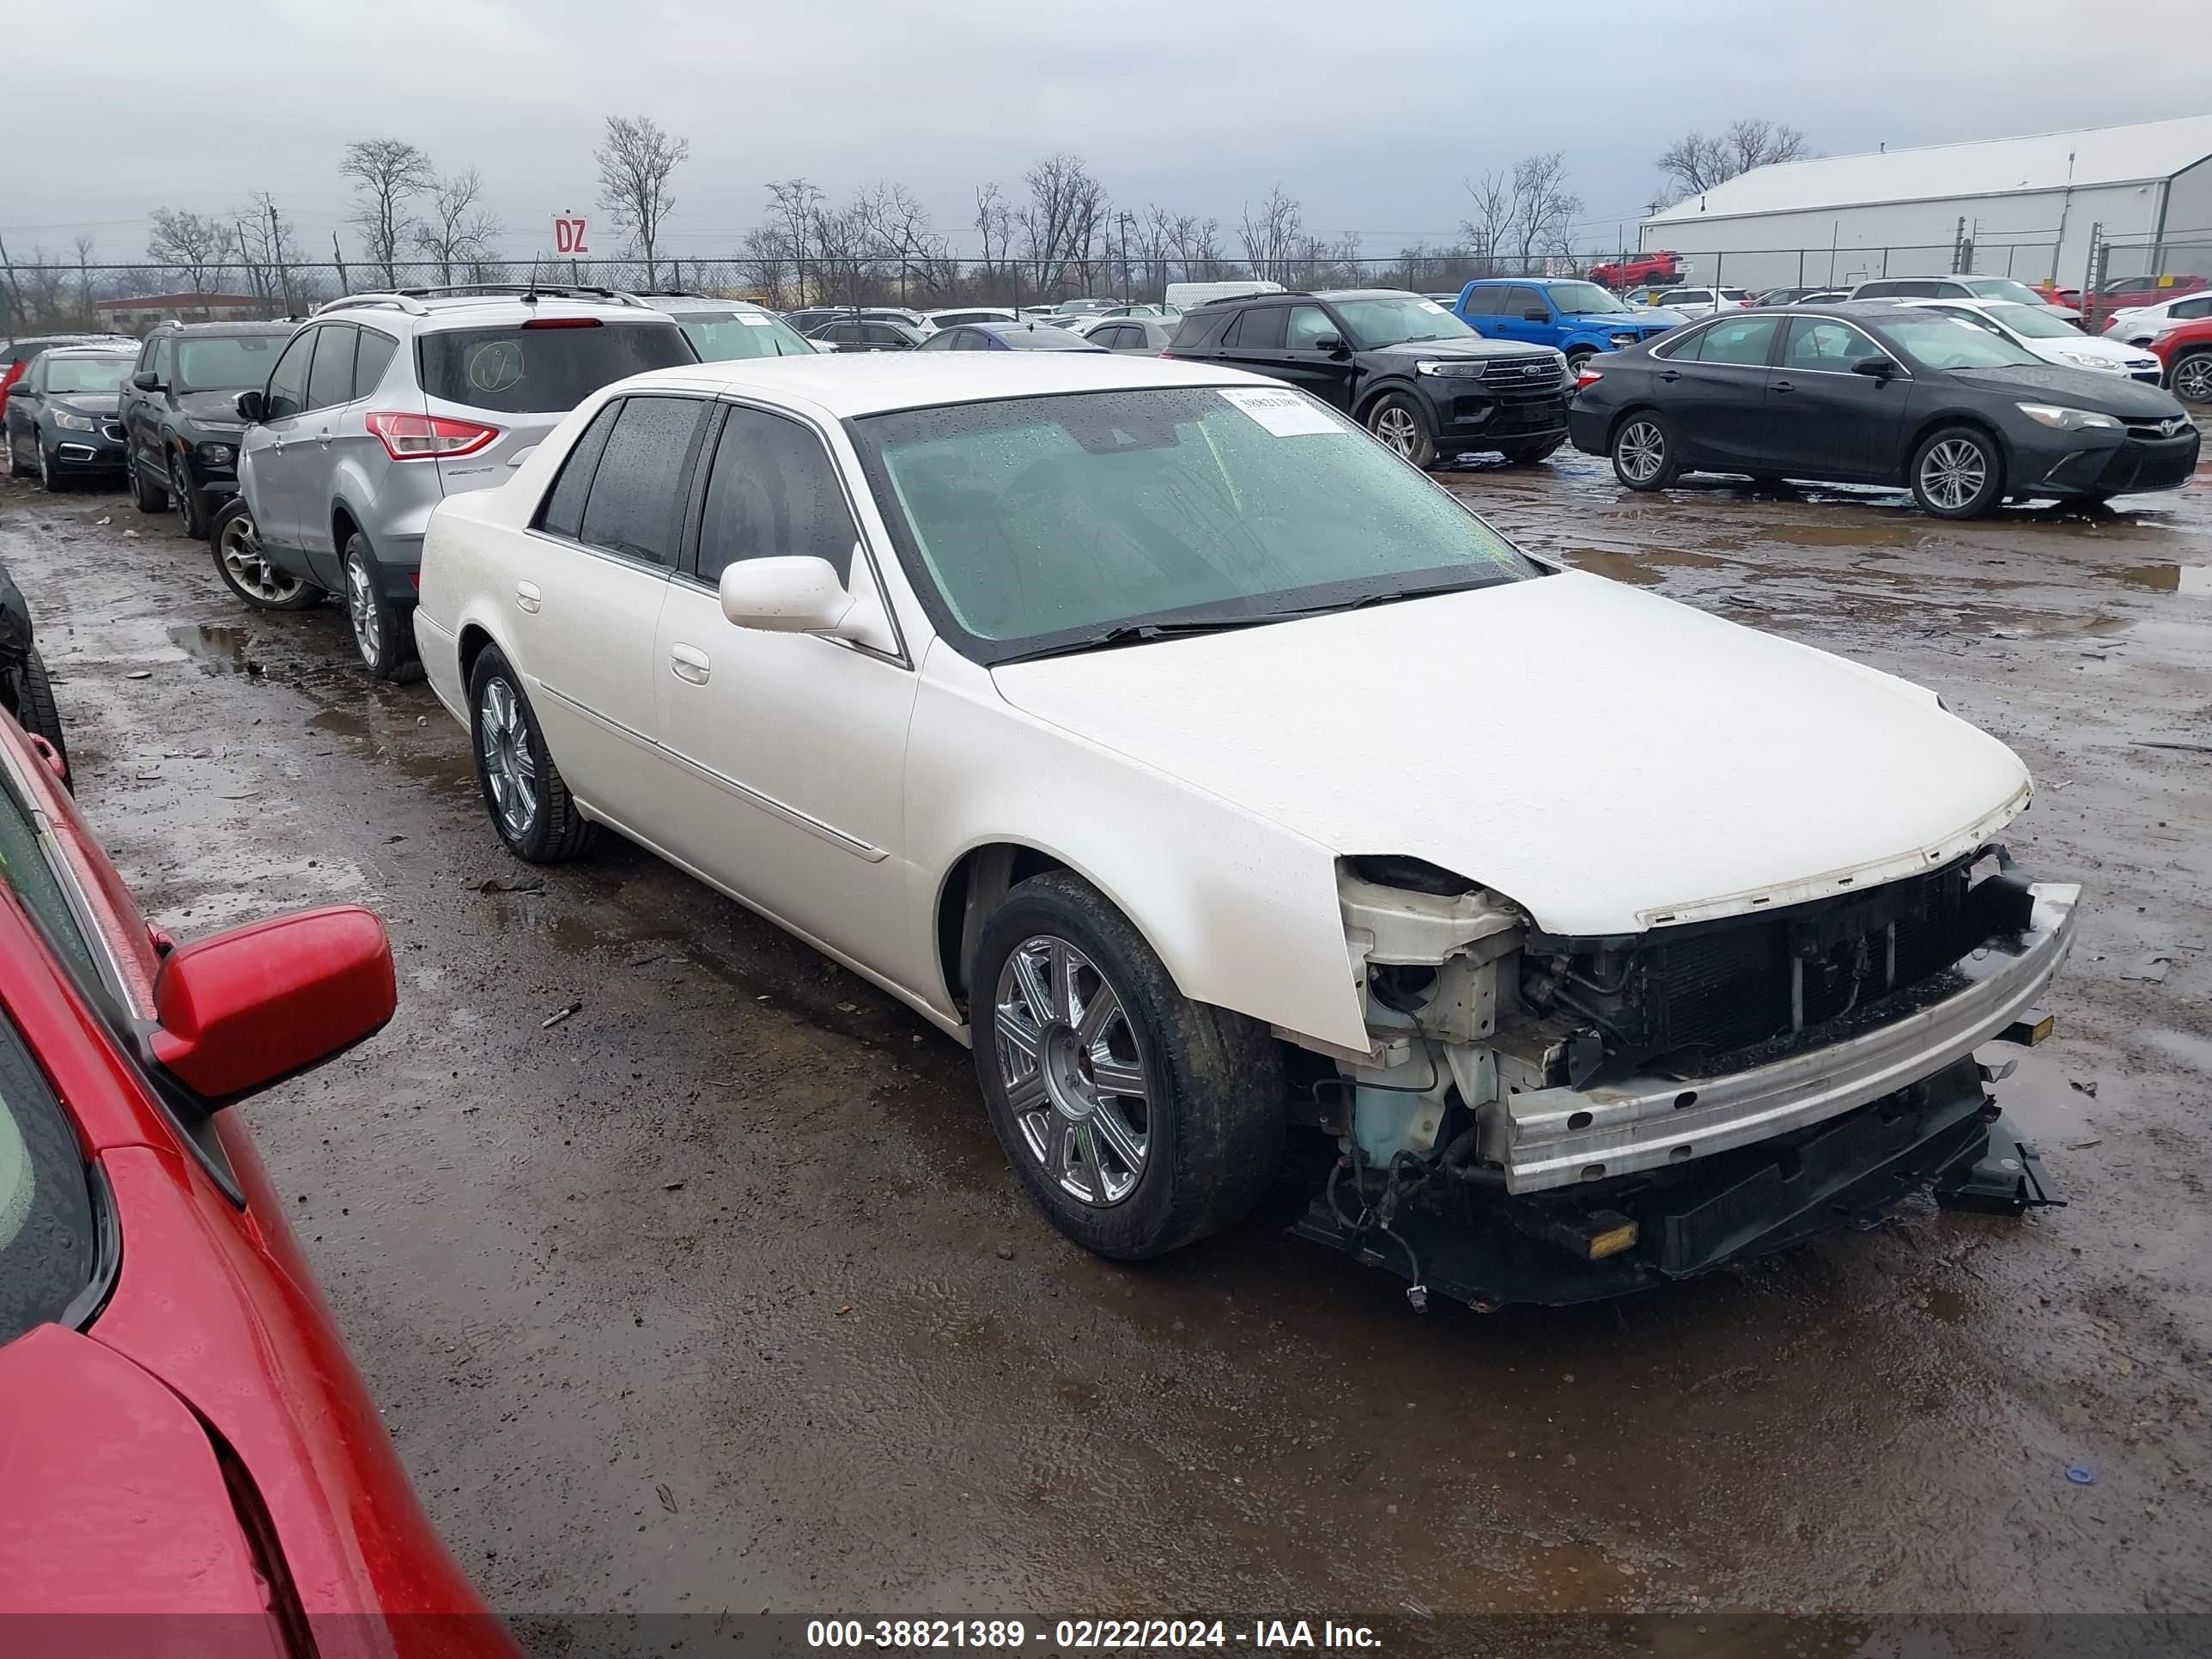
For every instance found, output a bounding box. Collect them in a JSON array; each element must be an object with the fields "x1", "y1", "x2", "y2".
[
  {"x1": 313, "y1": 293, "x2": 429, "y2": 317},
  {"x1": 388, "y1": 283, "x2": 650, "y2": 307}
]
